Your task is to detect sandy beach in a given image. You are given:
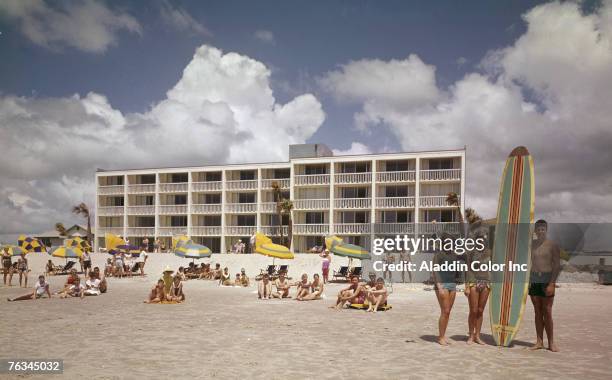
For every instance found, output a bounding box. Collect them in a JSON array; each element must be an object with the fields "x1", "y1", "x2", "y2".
[{"x1": 1, "y1": 266, "x2": 611, "y2": 379}]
